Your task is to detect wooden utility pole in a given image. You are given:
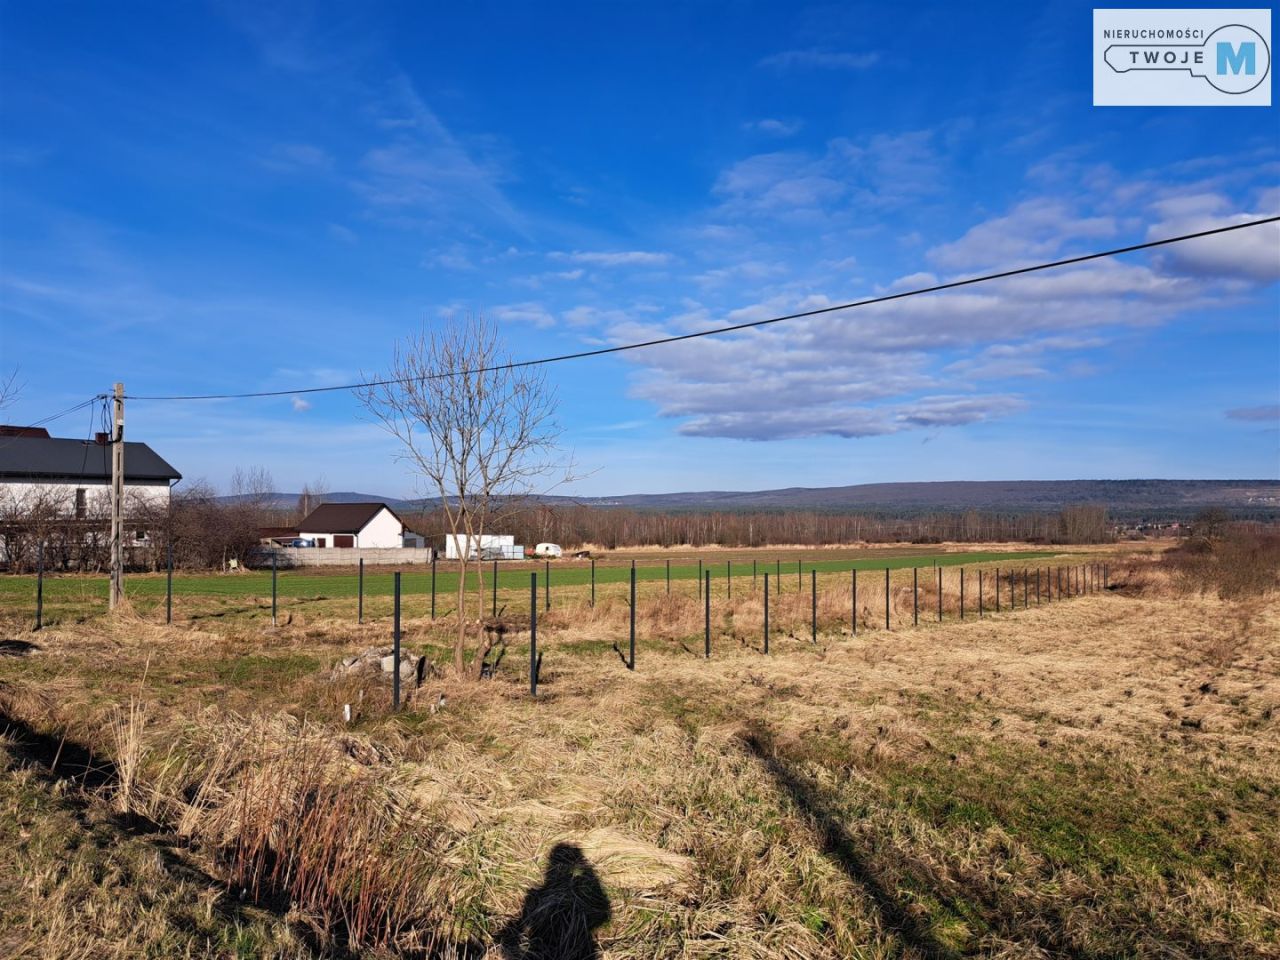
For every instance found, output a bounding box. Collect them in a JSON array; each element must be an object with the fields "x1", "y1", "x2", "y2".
[{"x1": 109, "y1": 382, "x2": 125, "y2": 609}]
